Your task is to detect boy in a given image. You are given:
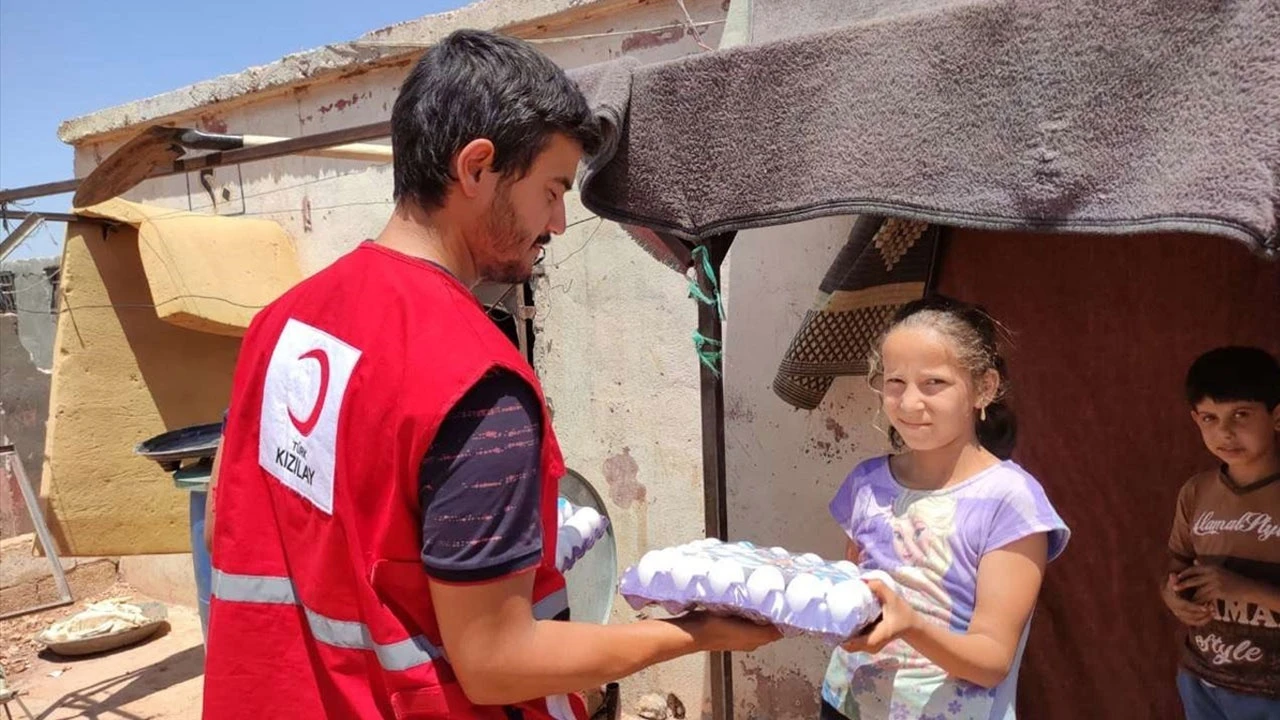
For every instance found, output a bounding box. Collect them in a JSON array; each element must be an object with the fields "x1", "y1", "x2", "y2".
[{"x1": 1163, "y1": 346, "x2": 1280, "y2": 719}]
